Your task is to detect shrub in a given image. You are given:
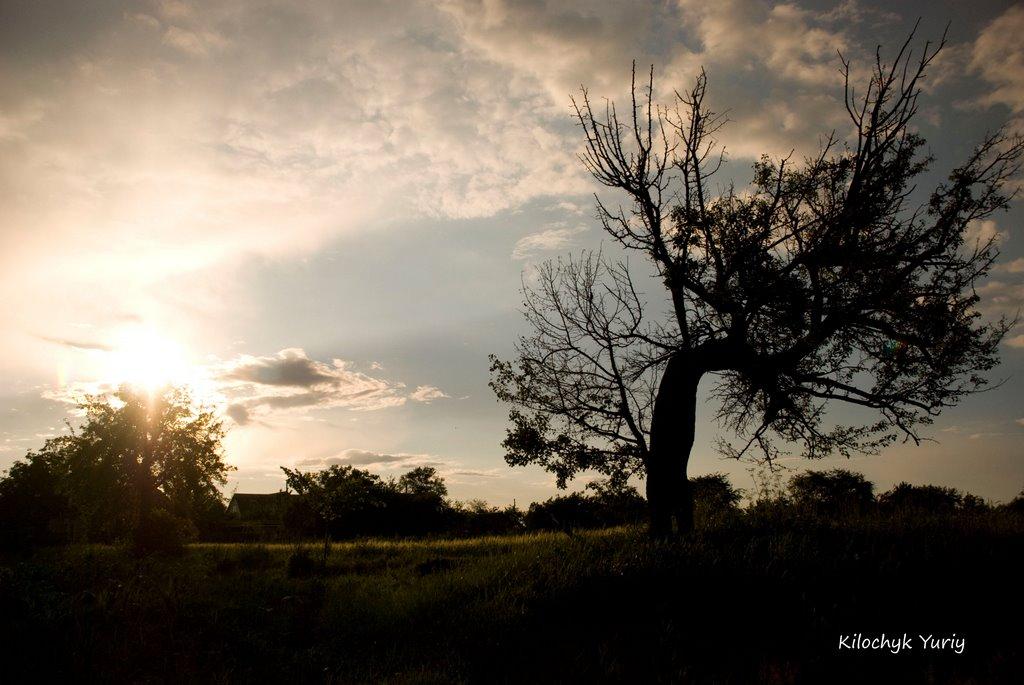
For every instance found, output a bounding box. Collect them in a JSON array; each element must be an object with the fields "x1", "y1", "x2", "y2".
[
  {"x1": 133, "y1": 508, "x2": 190, "y2": 555},
  {"x1": 691, "y1": 473, "x2": 742, "y2": 524},
  {"x1": 526, "y1": 479, "x2": 646, "y2": 532}
]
